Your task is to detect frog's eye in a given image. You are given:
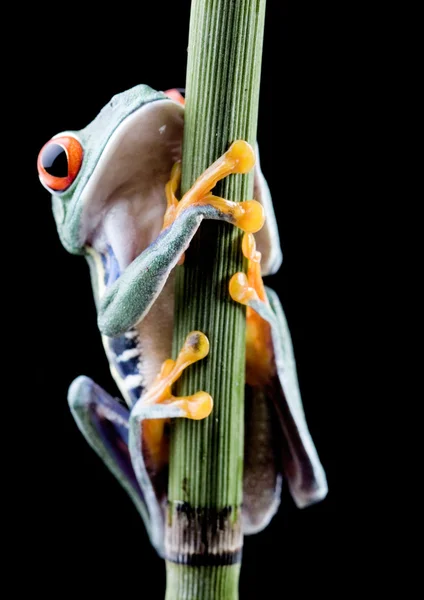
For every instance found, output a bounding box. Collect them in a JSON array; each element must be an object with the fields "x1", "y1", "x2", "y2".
[{"x1": 37, "y1": 136, "x2": 83, "y2": 191}]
